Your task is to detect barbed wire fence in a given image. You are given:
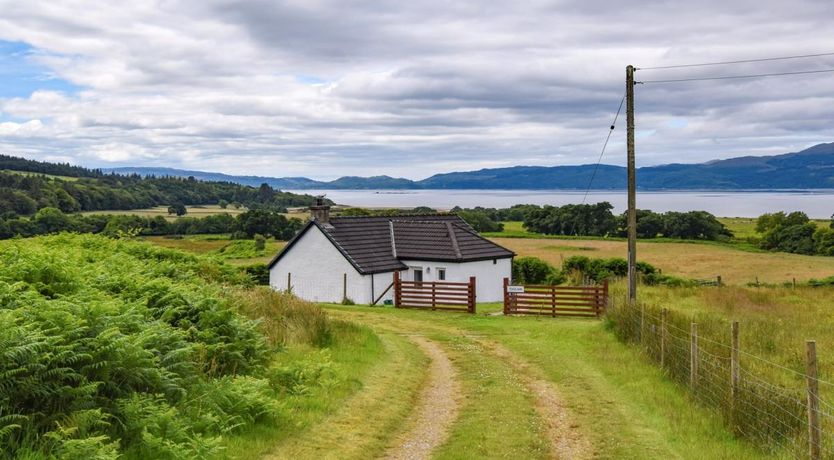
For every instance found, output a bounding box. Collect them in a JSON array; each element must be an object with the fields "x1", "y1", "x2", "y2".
[{"x1": 608, "y1": 298, "x2": 833, "y2": 459}]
